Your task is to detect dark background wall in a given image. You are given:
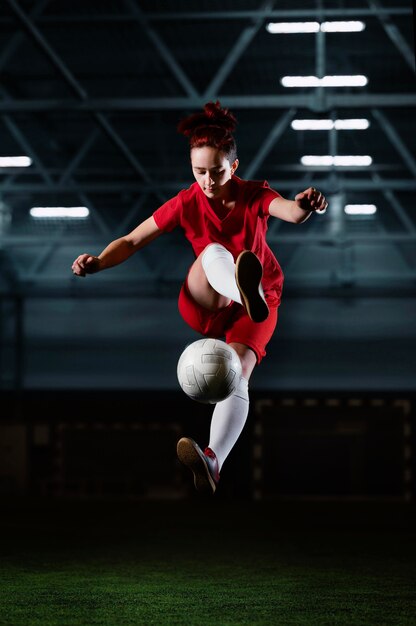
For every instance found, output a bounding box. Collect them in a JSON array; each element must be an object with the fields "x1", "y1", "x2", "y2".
[
  {"x1": 9, "y1": 294, "x2": 416, "y2": 391},
  {"x1": 0, "y1": 1, "x2": 415, "y2": 504}
]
